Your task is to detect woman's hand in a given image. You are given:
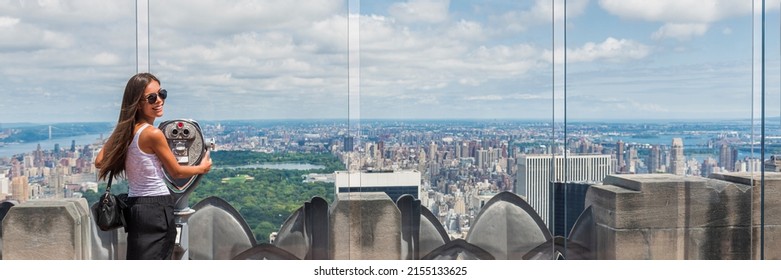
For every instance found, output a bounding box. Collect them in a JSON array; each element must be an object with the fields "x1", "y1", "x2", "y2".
[{"x1": 199, "y1": 151, "x2": 213, "y2": 174}]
